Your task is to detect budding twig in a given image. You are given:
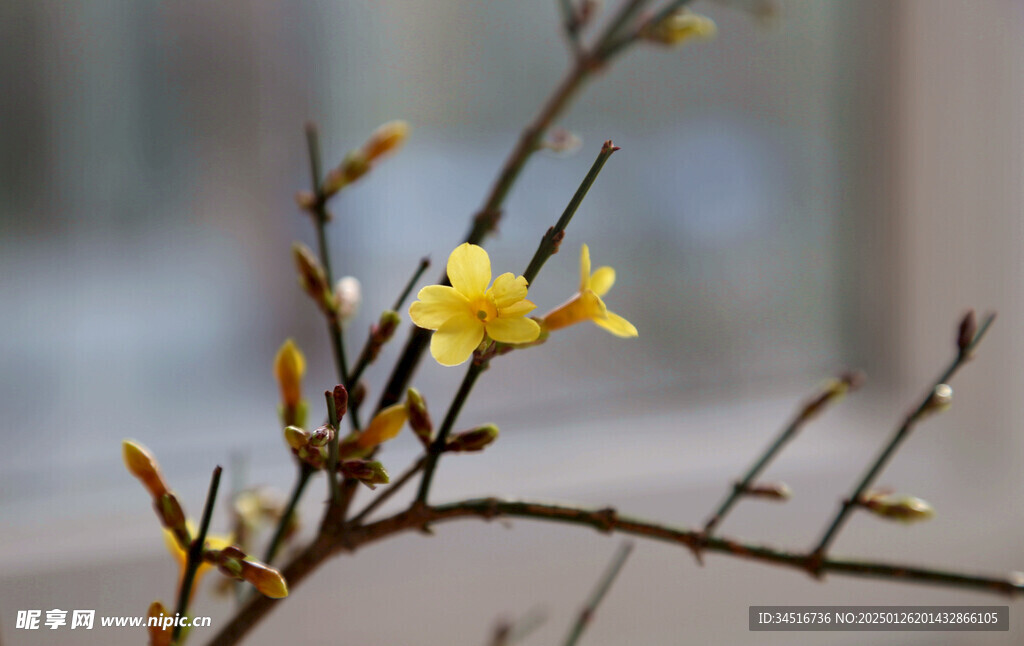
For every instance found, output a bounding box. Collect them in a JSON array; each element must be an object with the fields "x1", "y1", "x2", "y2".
[
  {"x1": 562, "y1": 542, "x2": 634, "y2": 646},
  {"x1": 207, "y1": 495, "x2": 1024, "y2": 646},
  {"x1": 262, "y1": 463, "x2": 312, "y2": 567},
  {"x1": 173, "y1": 465, "x2": 222, "y2": 644},
  {"x1": 810, "y1": 312, "x2": 996, "y2": 564},
  {"x1": 523, "y1": 141, "x2": 619, "y2": 284},
  {"x1": 702, "y1": 370, "x2": 864, "y2": 537}
]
